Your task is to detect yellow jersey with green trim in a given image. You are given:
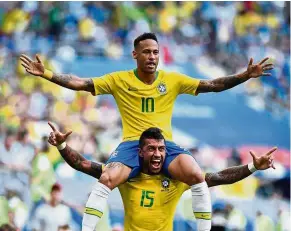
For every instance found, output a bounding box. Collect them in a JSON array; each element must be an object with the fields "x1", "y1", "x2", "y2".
[
  {"x1": 92, "y1": 70, "x2": 200, "y2": 141},
  {"x1": 118, "y1": 173, "x2": 190, "y2": 231}
]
